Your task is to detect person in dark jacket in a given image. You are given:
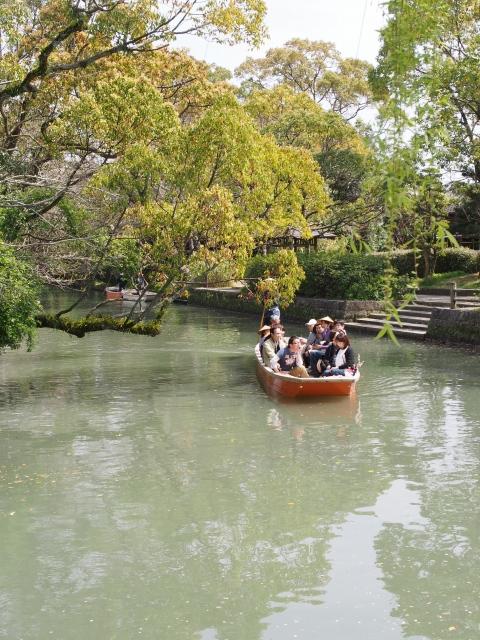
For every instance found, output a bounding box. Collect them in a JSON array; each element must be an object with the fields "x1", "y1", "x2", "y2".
[
  {"x1": 320, "y1": 332, "x2": 355, "y2": 376},
  {"x1": 117, "y1": 272, "x2": 127, "y2": 291},
  {"x1": 264, "y1": 304, "x2": 281, "y2": 326},
  {"x1": 304, "y1": 321, "x2": 328, "y2": 369}
]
